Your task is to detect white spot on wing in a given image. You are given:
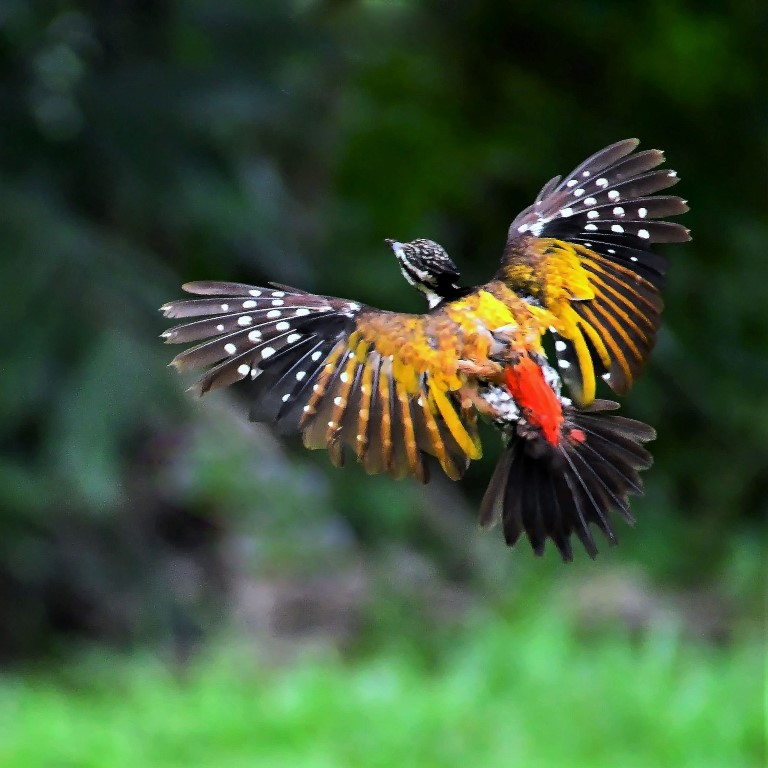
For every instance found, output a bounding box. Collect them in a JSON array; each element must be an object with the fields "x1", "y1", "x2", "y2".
[
  {"x1": 296, "y1": 371, "x2": 306, "y2": 381},
  {"x1": 596, "y1": 178, "x2": 608, "y2": 187},
  {"x1": 224, "y1": 343, "x2": 237, "y2": 355},
  {"x1": 611, "y1": 224, "x2": 624, "y2": 233},
  {"x1": 638, "y1": 207, "x2": 648, "y2": 218},
  {"x1": 555, "y1": 340, "x2": 567, "y2": 352},
  {"x1": 584, "y1": 223, "x2": 598, "y2": 231},
  {"x1": 295, "y1": 308, "x2": 310, "y2": 316},
  {"x1": 584, "y1": 197, "x2": 597, "y2": 206},
  {"x1": 267, "y1": 309, "x2": 281, "y2": 319},
  {"x1": 243, "y1": 300, "x2": 257, "y2": 309},
  {"x1": 587, "y1": 211, "x2": 599, "y2": 219},
  {"x1": 248, "y1": 330, "x2": 262, "y2": 341},
  {"x1": 638, "y1": 229, "x2": 650, "y2": 239},
  {"x1": 261, "y1": 347, "x2": 275, "y2": 359},
  {"x1": 560, "y1": 207, "x2": 573, "y2": 217},
  {"x1": 311, "y1": 351, "x2": 322, "y2": 361},
  {"x1": 608, "y1": 190, "x2": 620, "y2": 201},
  {"x1": 237, "y1": 316, "x2": 252, "y2": 326},
  {"x1": 248, "y1": 290, "x2": 261, "y2": 297},
  {"x1": 287, "y1": 333, "x2": 301, "y2": 344},
  {"x1": 613, "y1": 206, "x2": 625, "y2": 216},
  {"x1": 275, "y1": 321, "x2": 290, "y2": 331},
  {"x1": 237, "y1": 364, "x2": 250, "y2": 376}
]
